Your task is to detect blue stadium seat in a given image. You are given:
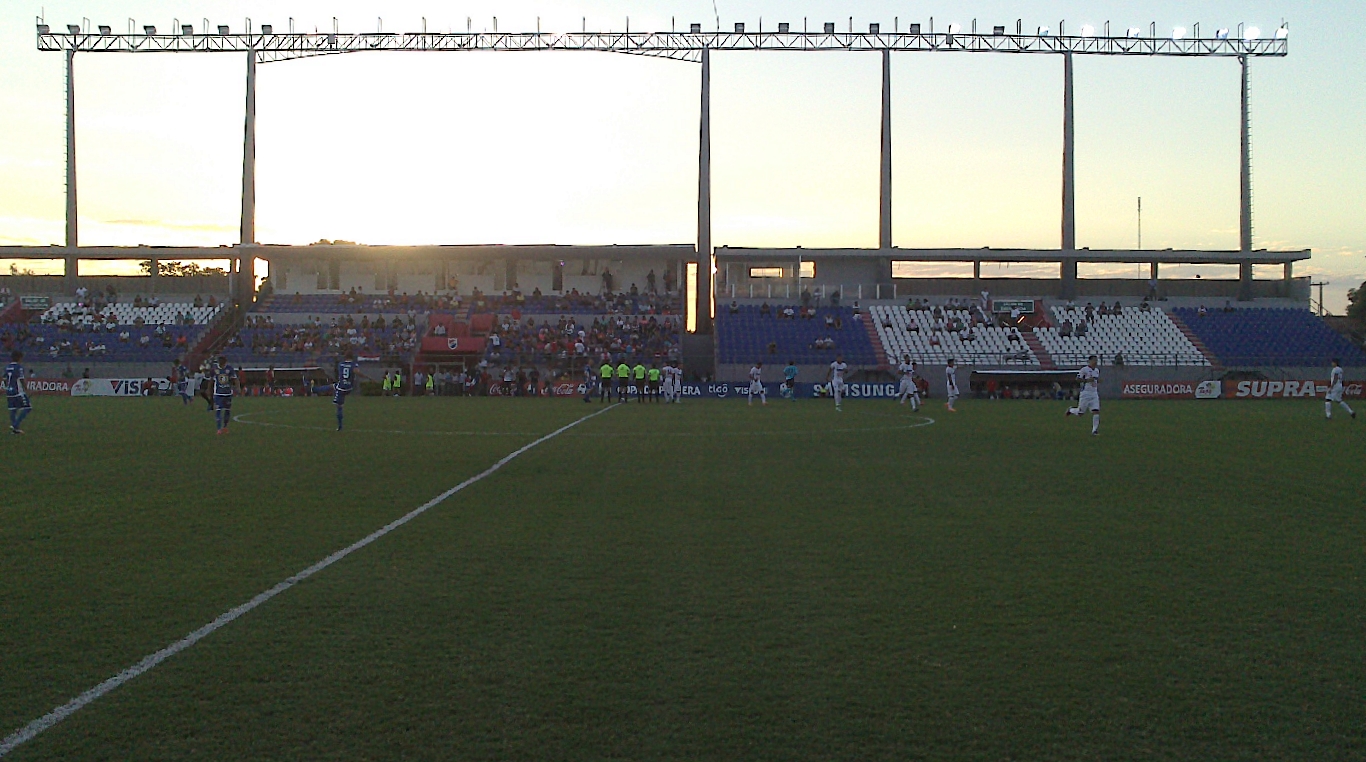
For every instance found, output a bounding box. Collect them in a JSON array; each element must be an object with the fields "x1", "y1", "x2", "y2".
[
  {"x1": 1173, "y1": 308, "x2": 1366, "y2": 366},
  {"x1": 716, "y1": 306, "x2": 876, "y2": 365}
]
